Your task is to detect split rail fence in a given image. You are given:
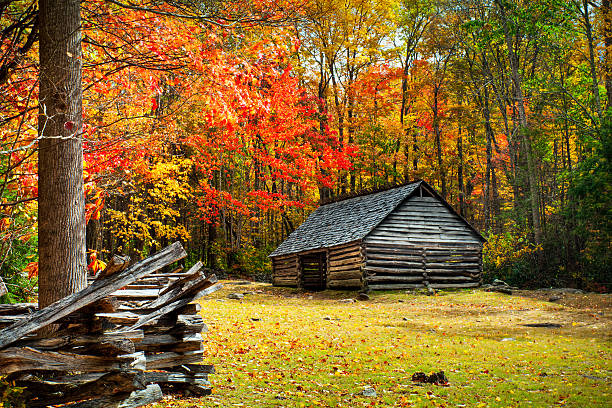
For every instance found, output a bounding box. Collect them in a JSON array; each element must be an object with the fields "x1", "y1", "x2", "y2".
[{"x1": 0, "y1": 242, "x2": 221, "y2": 407}]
